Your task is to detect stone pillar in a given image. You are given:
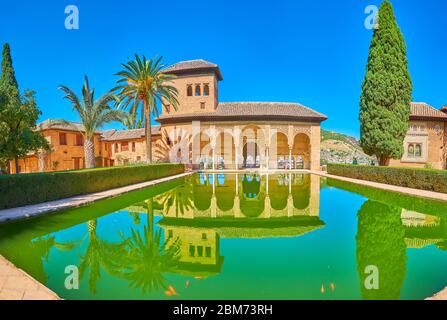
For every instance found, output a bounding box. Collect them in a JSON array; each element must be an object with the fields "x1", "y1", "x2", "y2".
[
  {"x1": 233, "y1": 126, "x2": 241, "y2": 171},
  {"x1": 288, "y1": 173, "x2": 292, "y2": 194},
  {"x1": 310, "y1": 125, "x2": 321, "y2": 171},
  {"x1": 289, "y1": 147, "x2": 292, "y2": 170},
  {"x1": 266, "y1": 146, "x2": 270, "y2": 171},
  {"x1": 212, "y1": 147, "x2": 216, "y2": 171}
]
